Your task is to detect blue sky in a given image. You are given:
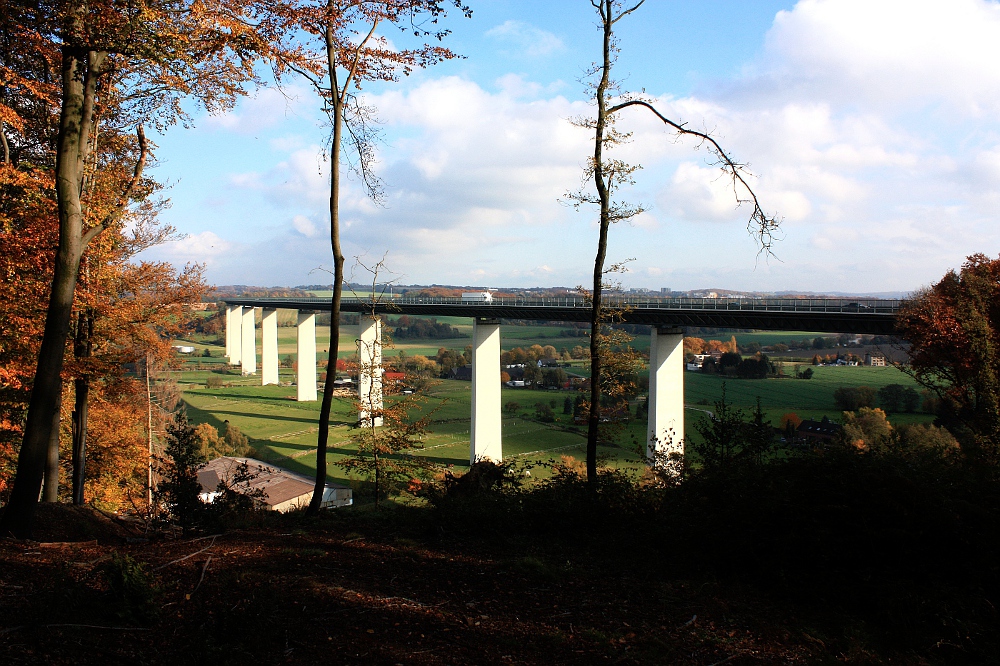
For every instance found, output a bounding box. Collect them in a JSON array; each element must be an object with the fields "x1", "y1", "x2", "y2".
[{"x1": 142, "y1": 0, "x2": 1000, "y2": 293}]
